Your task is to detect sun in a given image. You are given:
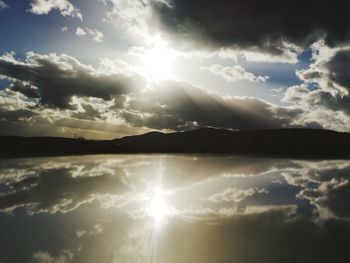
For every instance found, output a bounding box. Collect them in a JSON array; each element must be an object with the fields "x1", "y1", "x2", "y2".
[
  {"x1": 138, "y1": 38, "x2": 177, "y2": 81},
  {"x1": 148, "y1": 187, "x2": 168, "y2": 224}
]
